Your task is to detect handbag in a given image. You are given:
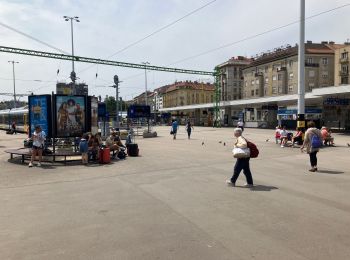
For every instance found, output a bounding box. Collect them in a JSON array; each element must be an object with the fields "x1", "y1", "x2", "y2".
[
  {"x1": 232, "y1": 147, "x2": 250, "y2": 158},
  {"x1": 170, "y1": 130, "x2": 174, "y2": 135}
]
